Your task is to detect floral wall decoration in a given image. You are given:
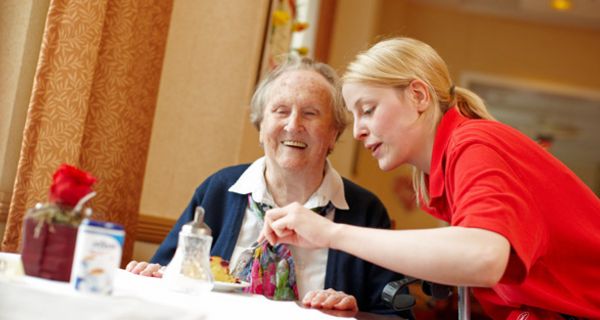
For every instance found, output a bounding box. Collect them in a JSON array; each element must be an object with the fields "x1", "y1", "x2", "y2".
[{"x1": 261, "y1": 0, "x2": 311, "y2": 75}]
